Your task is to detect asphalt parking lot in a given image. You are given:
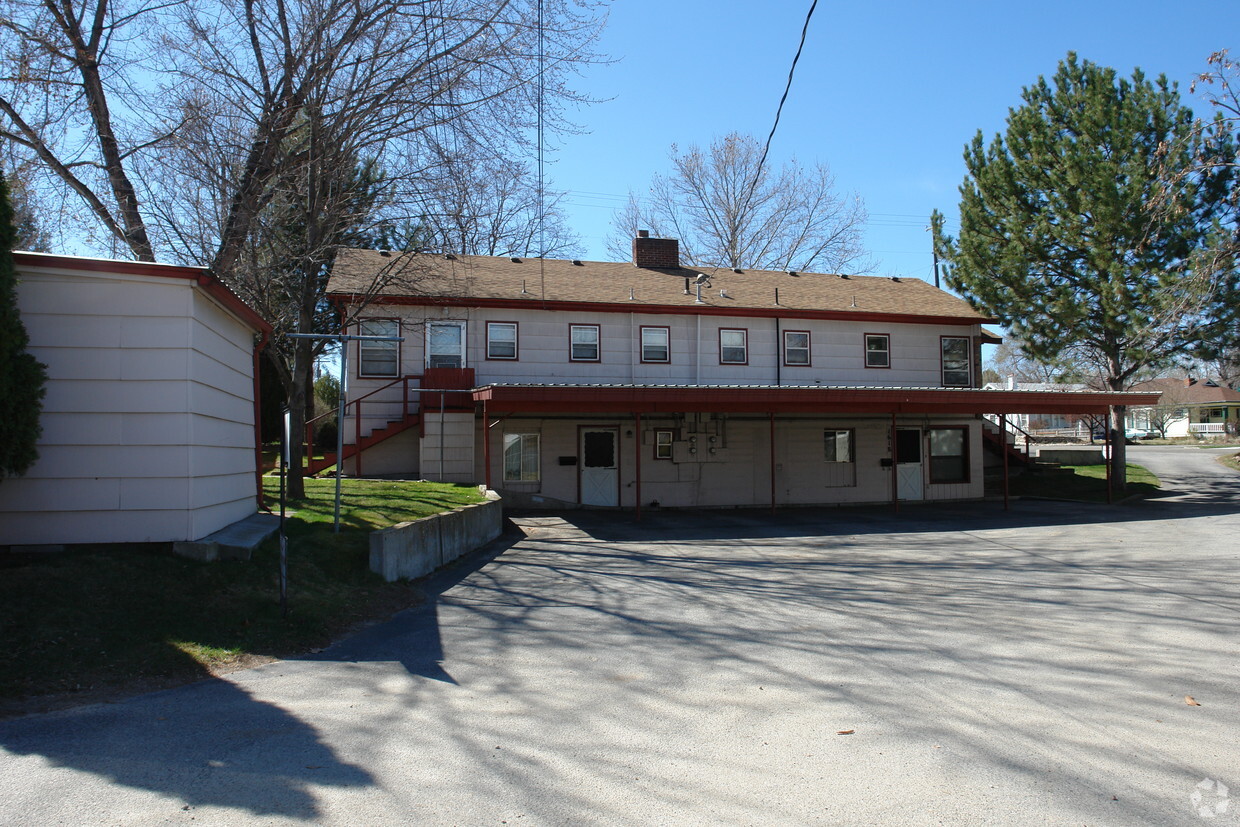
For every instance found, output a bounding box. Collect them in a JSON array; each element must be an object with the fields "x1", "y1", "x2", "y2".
[{"x1": 1, "y1": 446, "x2": 1238, "y2": 825}]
